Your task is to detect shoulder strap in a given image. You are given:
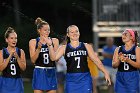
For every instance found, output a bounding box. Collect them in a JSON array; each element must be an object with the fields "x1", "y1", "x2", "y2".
[
  {"x1": 16, "y1": 47, "x2": 21, "y2": 57},
  {"x1": 118, "y1": 45, "x2": 123, "y2": 53},
  {"x1": 132, "y1": 45, "x2": 137, "y2": 54},
  {"x1": 35, "y1": 37, "x2": 40, "y2": 49},
  {"x1": 82, "y1": 42, "x2": 87, "y2": 49},
  {"x1": 2, "y1": 47, "x2": 6, "y2": 58}
]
